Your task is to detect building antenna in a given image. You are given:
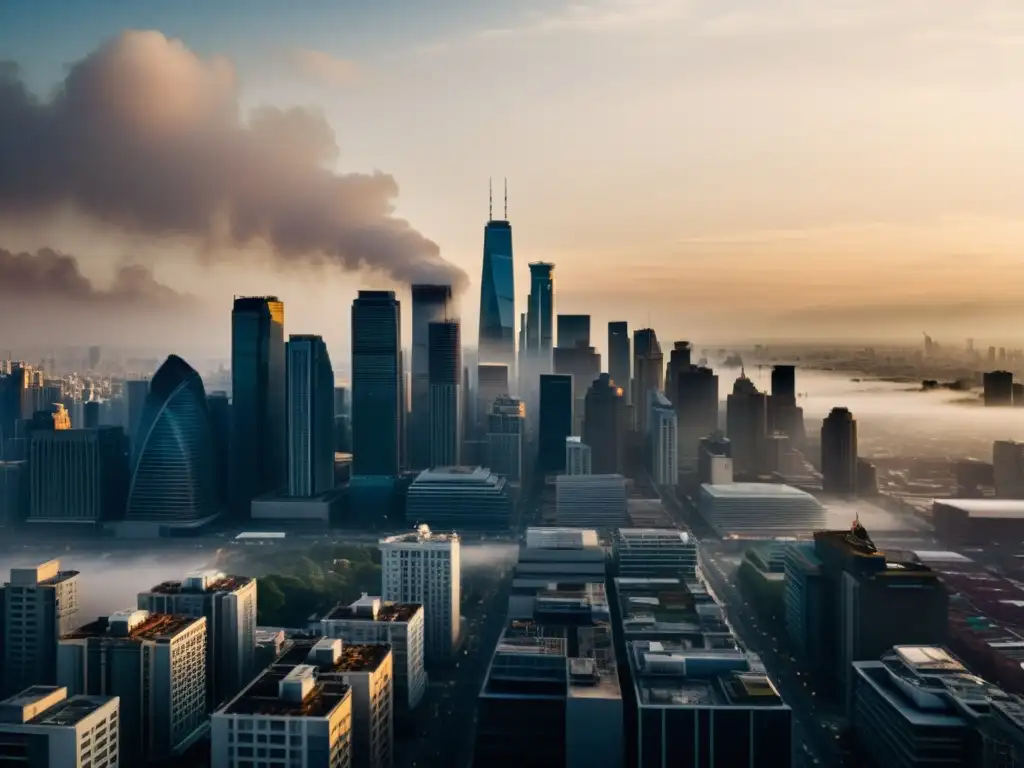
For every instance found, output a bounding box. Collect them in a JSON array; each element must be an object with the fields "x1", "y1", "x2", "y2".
[
  {"x1": 504, "y1": 177, "x2": 508, "y2": 220},
  {"x1": 489, "y1": 178, "x2": 493, "y2": 221}
]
